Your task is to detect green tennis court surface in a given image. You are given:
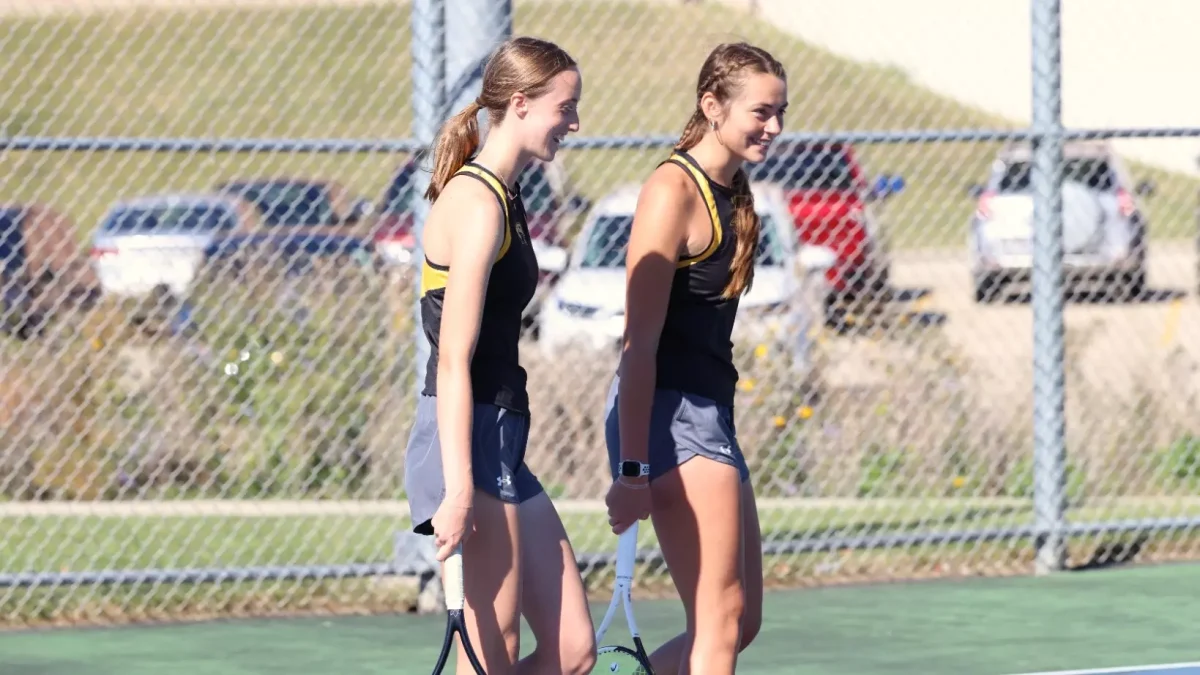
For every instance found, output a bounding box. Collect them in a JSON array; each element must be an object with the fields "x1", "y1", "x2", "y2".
[{"x1": 3, "y1": 563, "x2": 1198, "y2": 674}]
